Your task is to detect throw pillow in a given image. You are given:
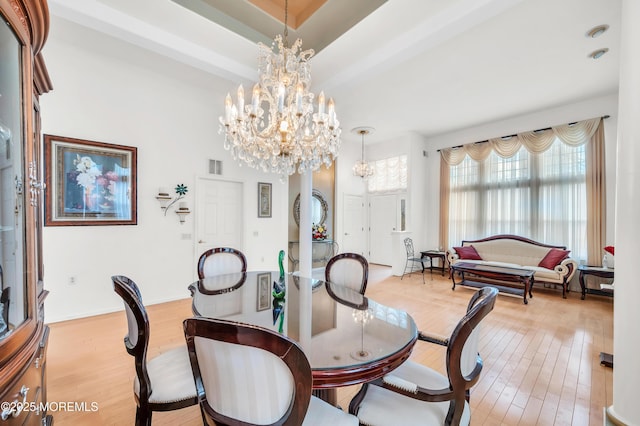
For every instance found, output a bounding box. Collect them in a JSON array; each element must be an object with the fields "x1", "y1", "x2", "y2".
[
  {"x1": 454, "y1": 245, "x2": 482, "y2": 260},
  {"x1": 538, "y1": 248, "x2": 570, "y2": 269}
]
